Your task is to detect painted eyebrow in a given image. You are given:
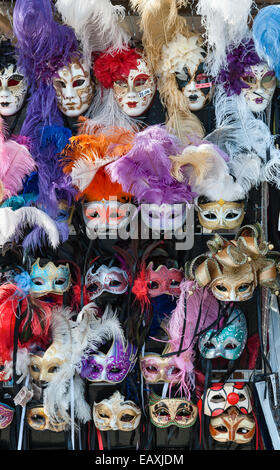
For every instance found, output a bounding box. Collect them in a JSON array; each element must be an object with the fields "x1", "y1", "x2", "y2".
[{"x1": 154, "y1": 403, "x2": 169, "y2": 411}]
